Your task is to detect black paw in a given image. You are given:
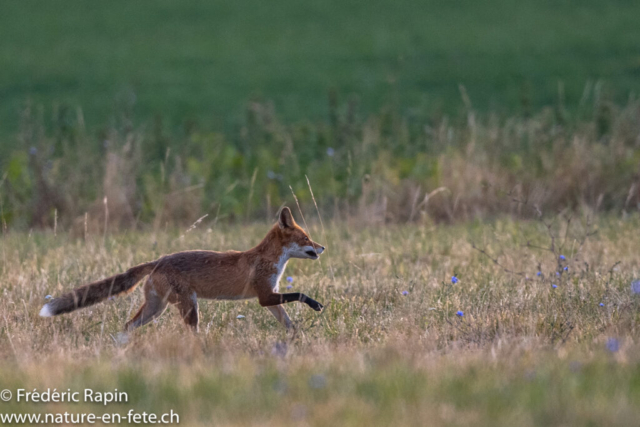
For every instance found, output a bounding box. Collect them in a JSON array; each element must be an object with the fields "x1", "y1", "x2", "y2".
[{"x1": 308, "y1": 300, "x2": 324, "y2": 312}]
